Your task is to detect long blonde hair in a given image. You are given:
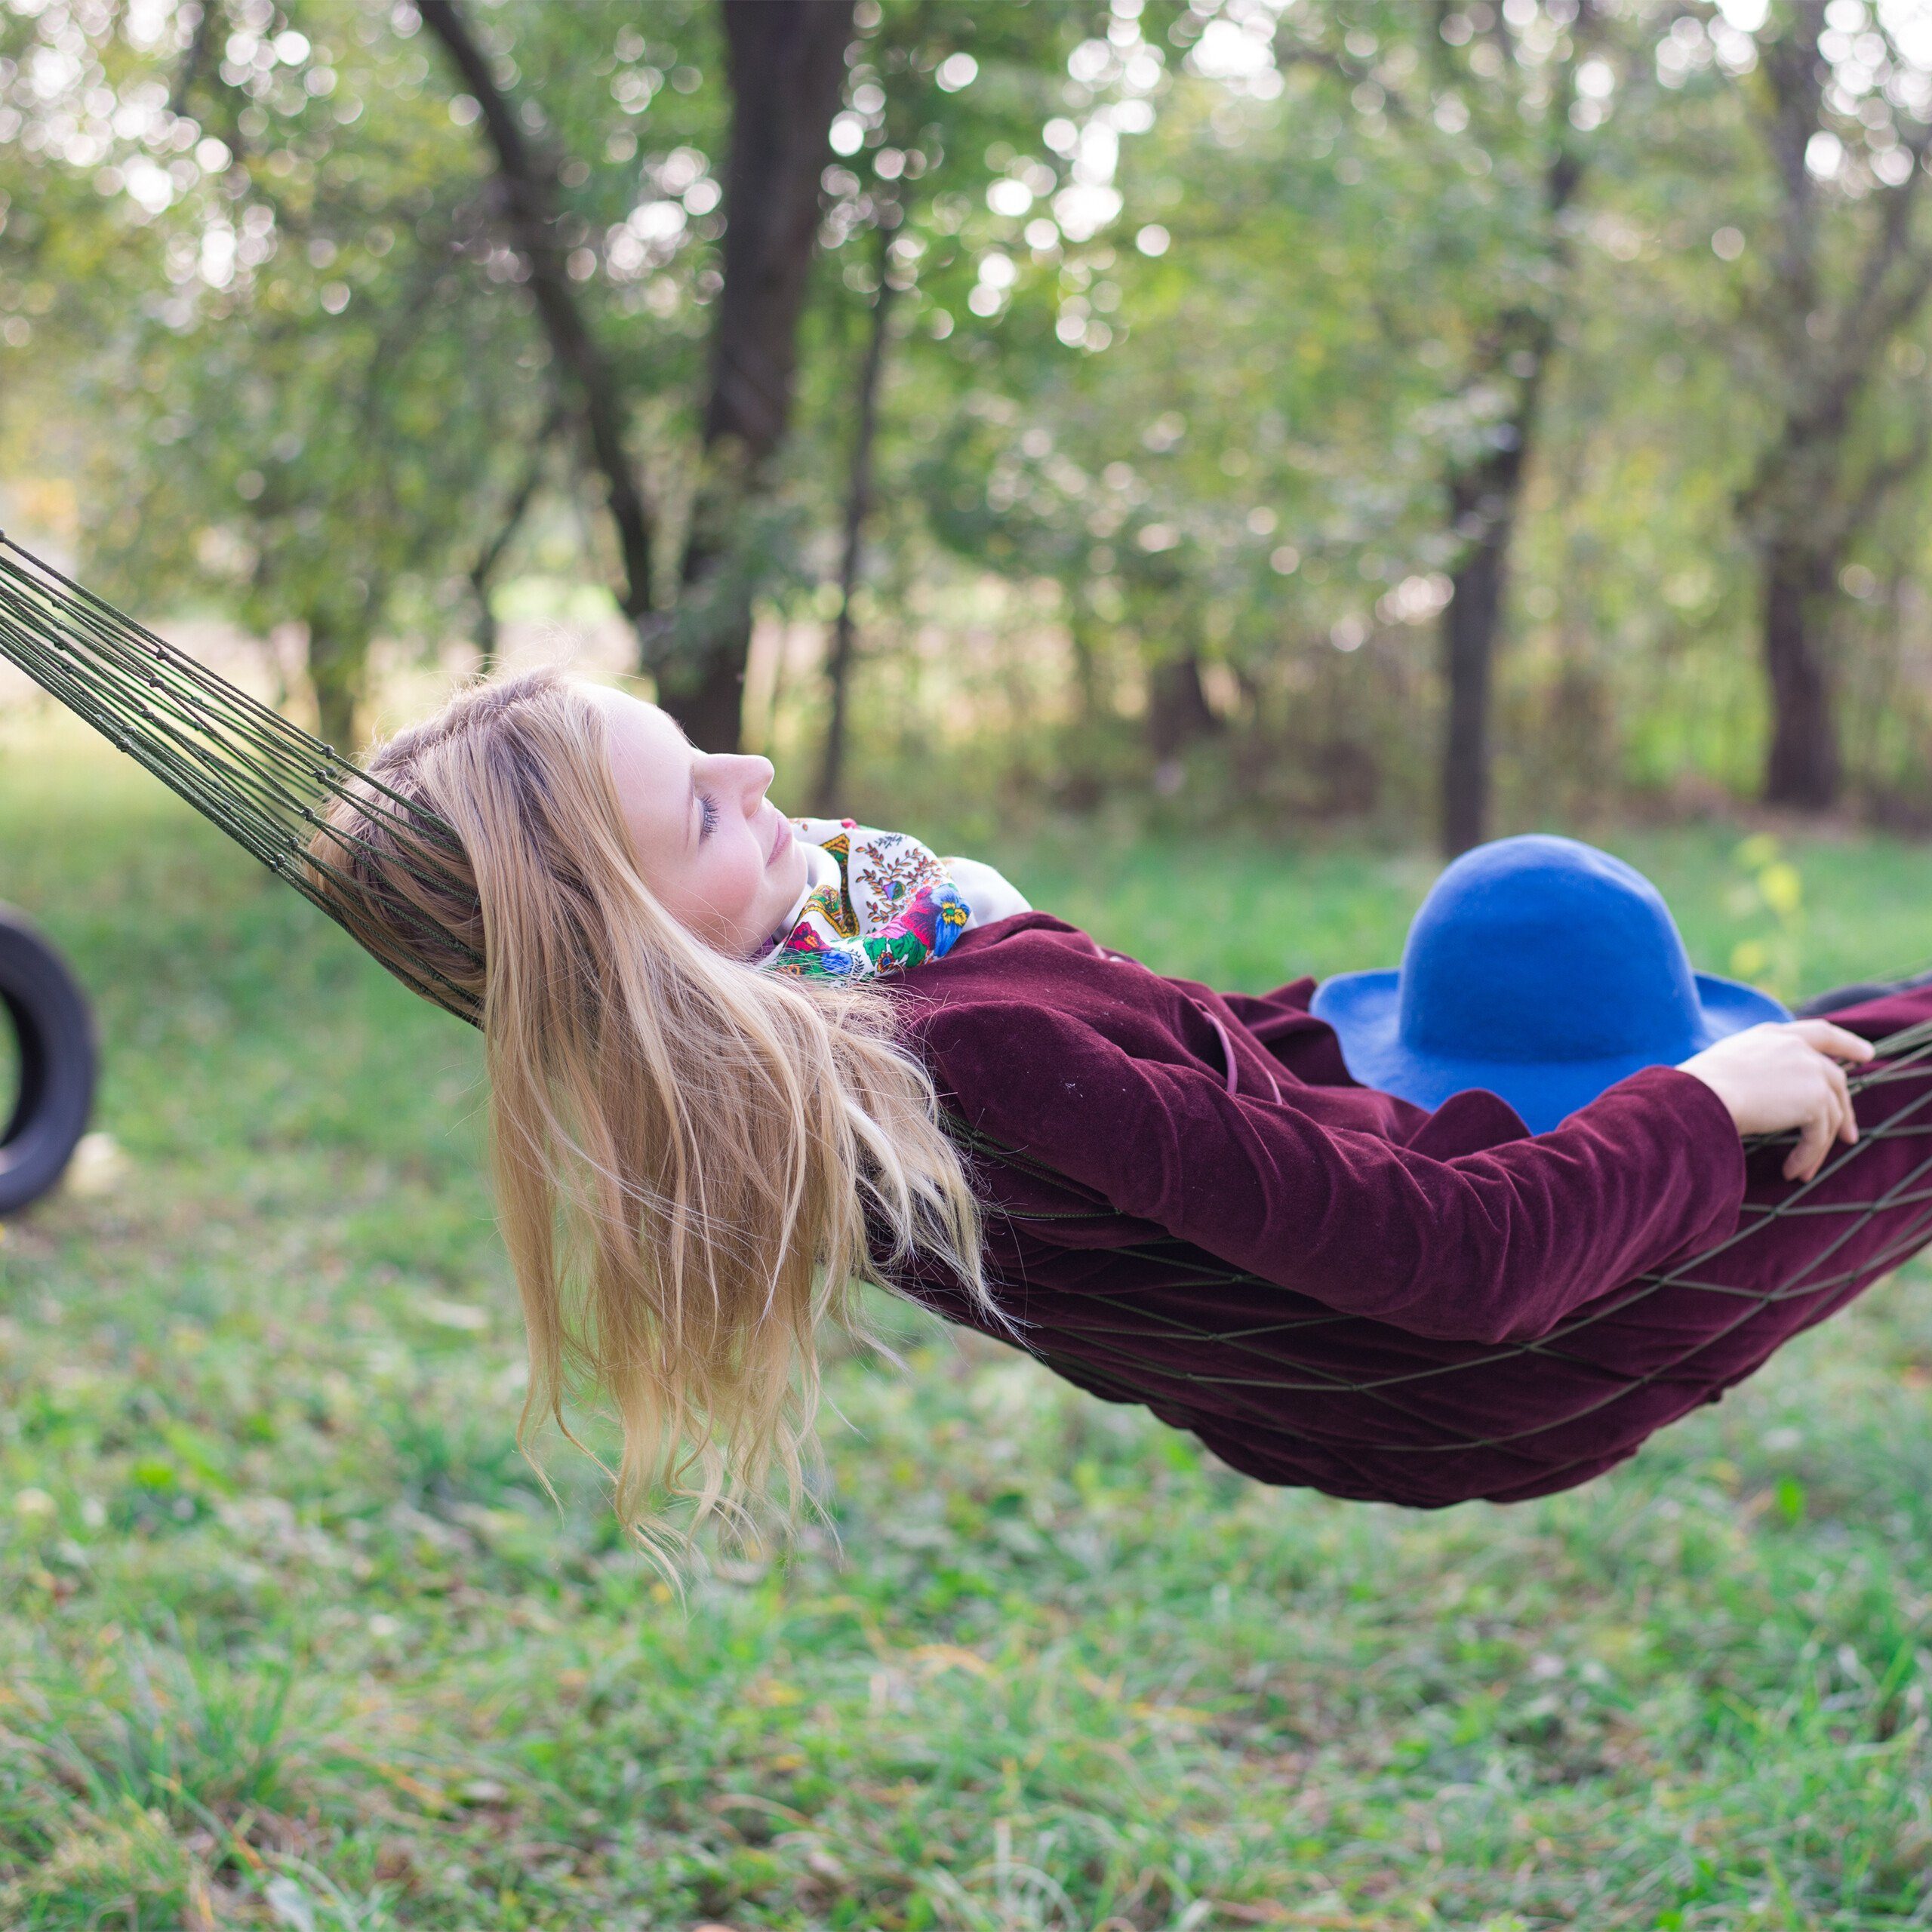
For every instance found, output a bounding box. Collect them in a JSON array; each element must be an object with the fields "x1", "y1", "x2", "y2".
[{"x1": 309, "y1": 665, "x2": 995, "y2": 1554}]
